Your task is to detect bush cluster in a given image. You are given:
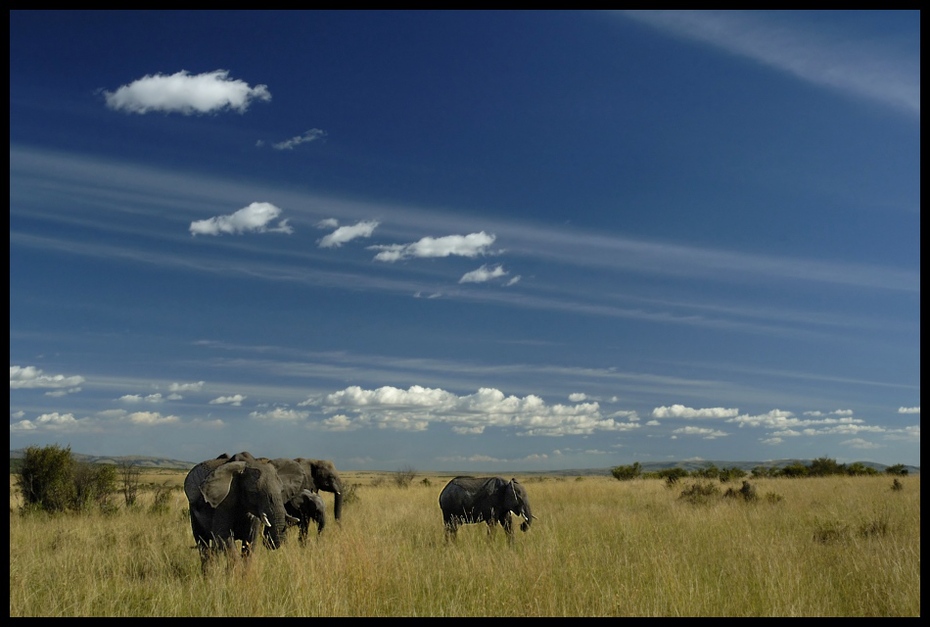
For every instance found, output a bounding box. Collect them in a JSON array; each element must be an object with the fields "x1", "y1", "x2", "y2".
[{"x1": 16, "y1": 445, "x2": 119, "y2": 513}]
